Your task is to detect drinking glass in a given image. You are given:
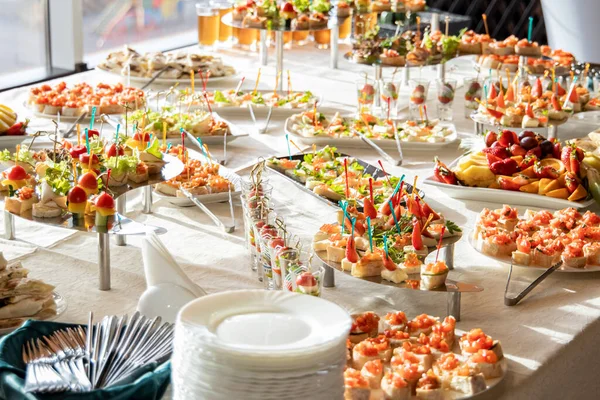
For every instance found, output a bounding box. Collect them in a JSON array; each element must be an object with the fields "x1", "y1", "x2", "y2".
[
  {"x1": 408, "y1": 79, "x2": 430, "y2": 120},
  {"x1": 338, "y1": 17, "x2": 352, "y2": 40},
  {"x1": 436, "y1": 78, "x2": 457, "y2": 121},
  {"x1": 234, "y1": 27, "x2": 258, "y2": 50},
  {"x1": 215, "y1": 0, "x2": 233, "y2": 45},
  {"x1": 356, "y1": 77, "x2": 377, "y2": 115},
  {"x1": 379, "y1": 79, "x2": 400, "y2": 119},
  {"x1": 293, "y1": 31, "x2": 310, "y2": 46},
  {"x1": 252, "y1": 219, "x2": 279, "y2": 287},
  {"x1": 283, "y1": 251, "x2": 325, "y2": 297},
  {"x1": 196, "y1": 2, "x2": 220, "y2": 48},
  {"x1": 463, "y1": 77, "x2": 482, "y2": 118},
  {"x1": 313, "y1": 30, "x2": 331, "y2": 49}
]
